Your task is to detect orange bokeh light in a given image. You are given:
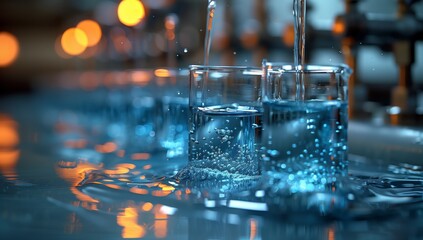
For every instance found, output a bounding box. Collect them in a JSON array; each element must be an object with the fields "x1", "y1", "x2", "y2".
[
  {"x1": 332, "y1": 16, "x2": 346, "y2": 36},
  {"x1": 0, "y1": 116, "x2": 19, "y2": 148},
  {"x1": 143, "y1": 164, "x2": 152, "y2": 170},
  {"x1": 115, "y1": 163, "x2": 136, "y2": 169},
  {"x1": 158, "y1": 183, "x2": 175, "y2": 191},
  {"x1": 131, "y1": 153, "x2": 150, "y2": 160},
  {"x1": 154, "y1": 209, "x2": 168, "y2": 238},
  {"x1": 95, "y1": 141, "x2": 118, "y2": 153},
  {"x1": 76, "y1": 20, "x2": 102, "y2": 47},
  {"x1": 249, "y1": 218, "x2": 257, "y2": 240},
  {"x1": 154, "y1": 69, "x2": 171, "y2": 78},
  {"x1": 61, "y1": 28, "x2": 88, "y2": 56},
  {"x1": 152, "y1": 190, "x2": 172, "y2": 197},
  {"x1": 103, "y1": 167, "x2": 130, "y2": 175},
  {"x1": 328, "y1": 226, "x2": 335, "y2": 240},
  {"x1": 0, "y1": 150, "x2": 20, "y2": 170},
  {"x1": 64, "y1": 139, "x2": 87, "y2": 149},
  {"x1": 117, "y1": 207, "x2": 146, "y2": 238},
  {"x1": 141, "y1": 202, "x2": 153, "y2": 212},
  {"x1": 130, "y1": 187, "x2": 149, "y2": 195},
  {"x1": 55, "y1": 35, "x2": 72, "y2": 59},
  {"x1": 131, "y1": 70, "x2": 152, "y2": 85},
  {"x1": 282, "y1": 24, "x2": 295, "y2": 47},
  {"x1": 0, "y1": 114, "x2": 19, "y2": 180},
  {"x1": 0, "y1": 32, "x2": 19, "y2": 67},
  {"x1": 117, "y1": 0, "x2": 146, "y2": 27}
]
